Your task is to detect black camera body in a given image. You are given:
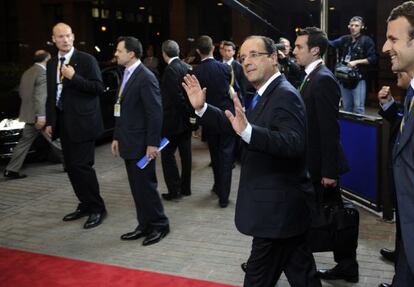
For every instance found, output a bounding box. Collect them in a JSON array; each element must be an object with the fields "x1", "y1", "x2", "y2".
[{"x1": 274, "y1": 43, "x2": 286, "y2": 51}]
